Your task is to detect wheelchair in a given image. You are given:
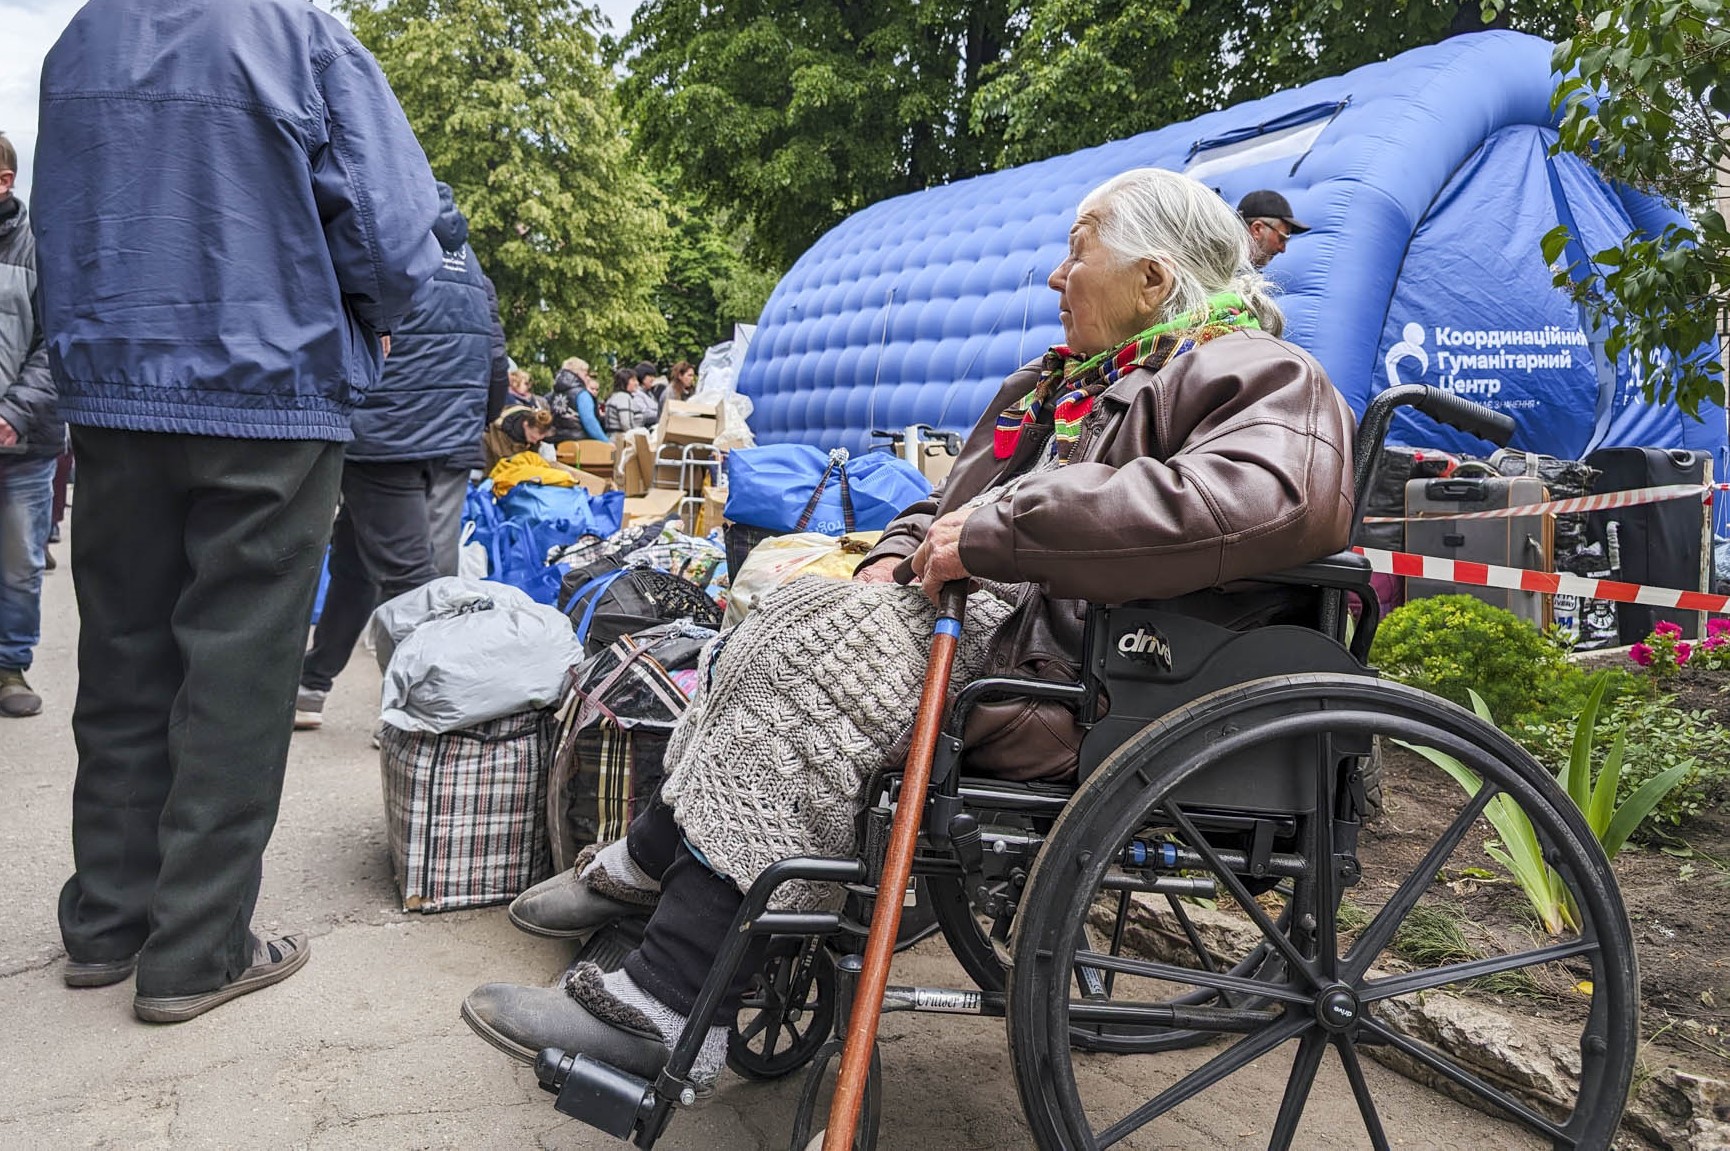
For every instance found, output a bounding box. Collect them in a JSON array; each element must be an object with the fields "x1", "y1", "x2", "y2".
[{"x1": 535, "y1": 386, "x2": 1639, "y2": 1150}]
